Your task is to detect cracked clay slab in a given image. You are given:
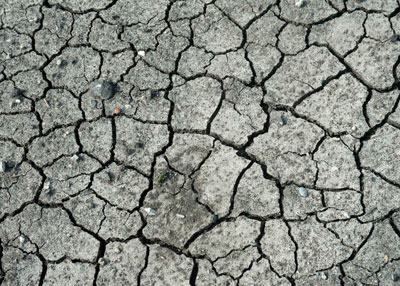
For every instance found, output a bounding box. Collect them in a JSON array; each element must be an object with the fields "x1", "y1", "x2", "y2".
[{"x1": 2, "y1": 0, "x2": 400, "y2": 285}]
